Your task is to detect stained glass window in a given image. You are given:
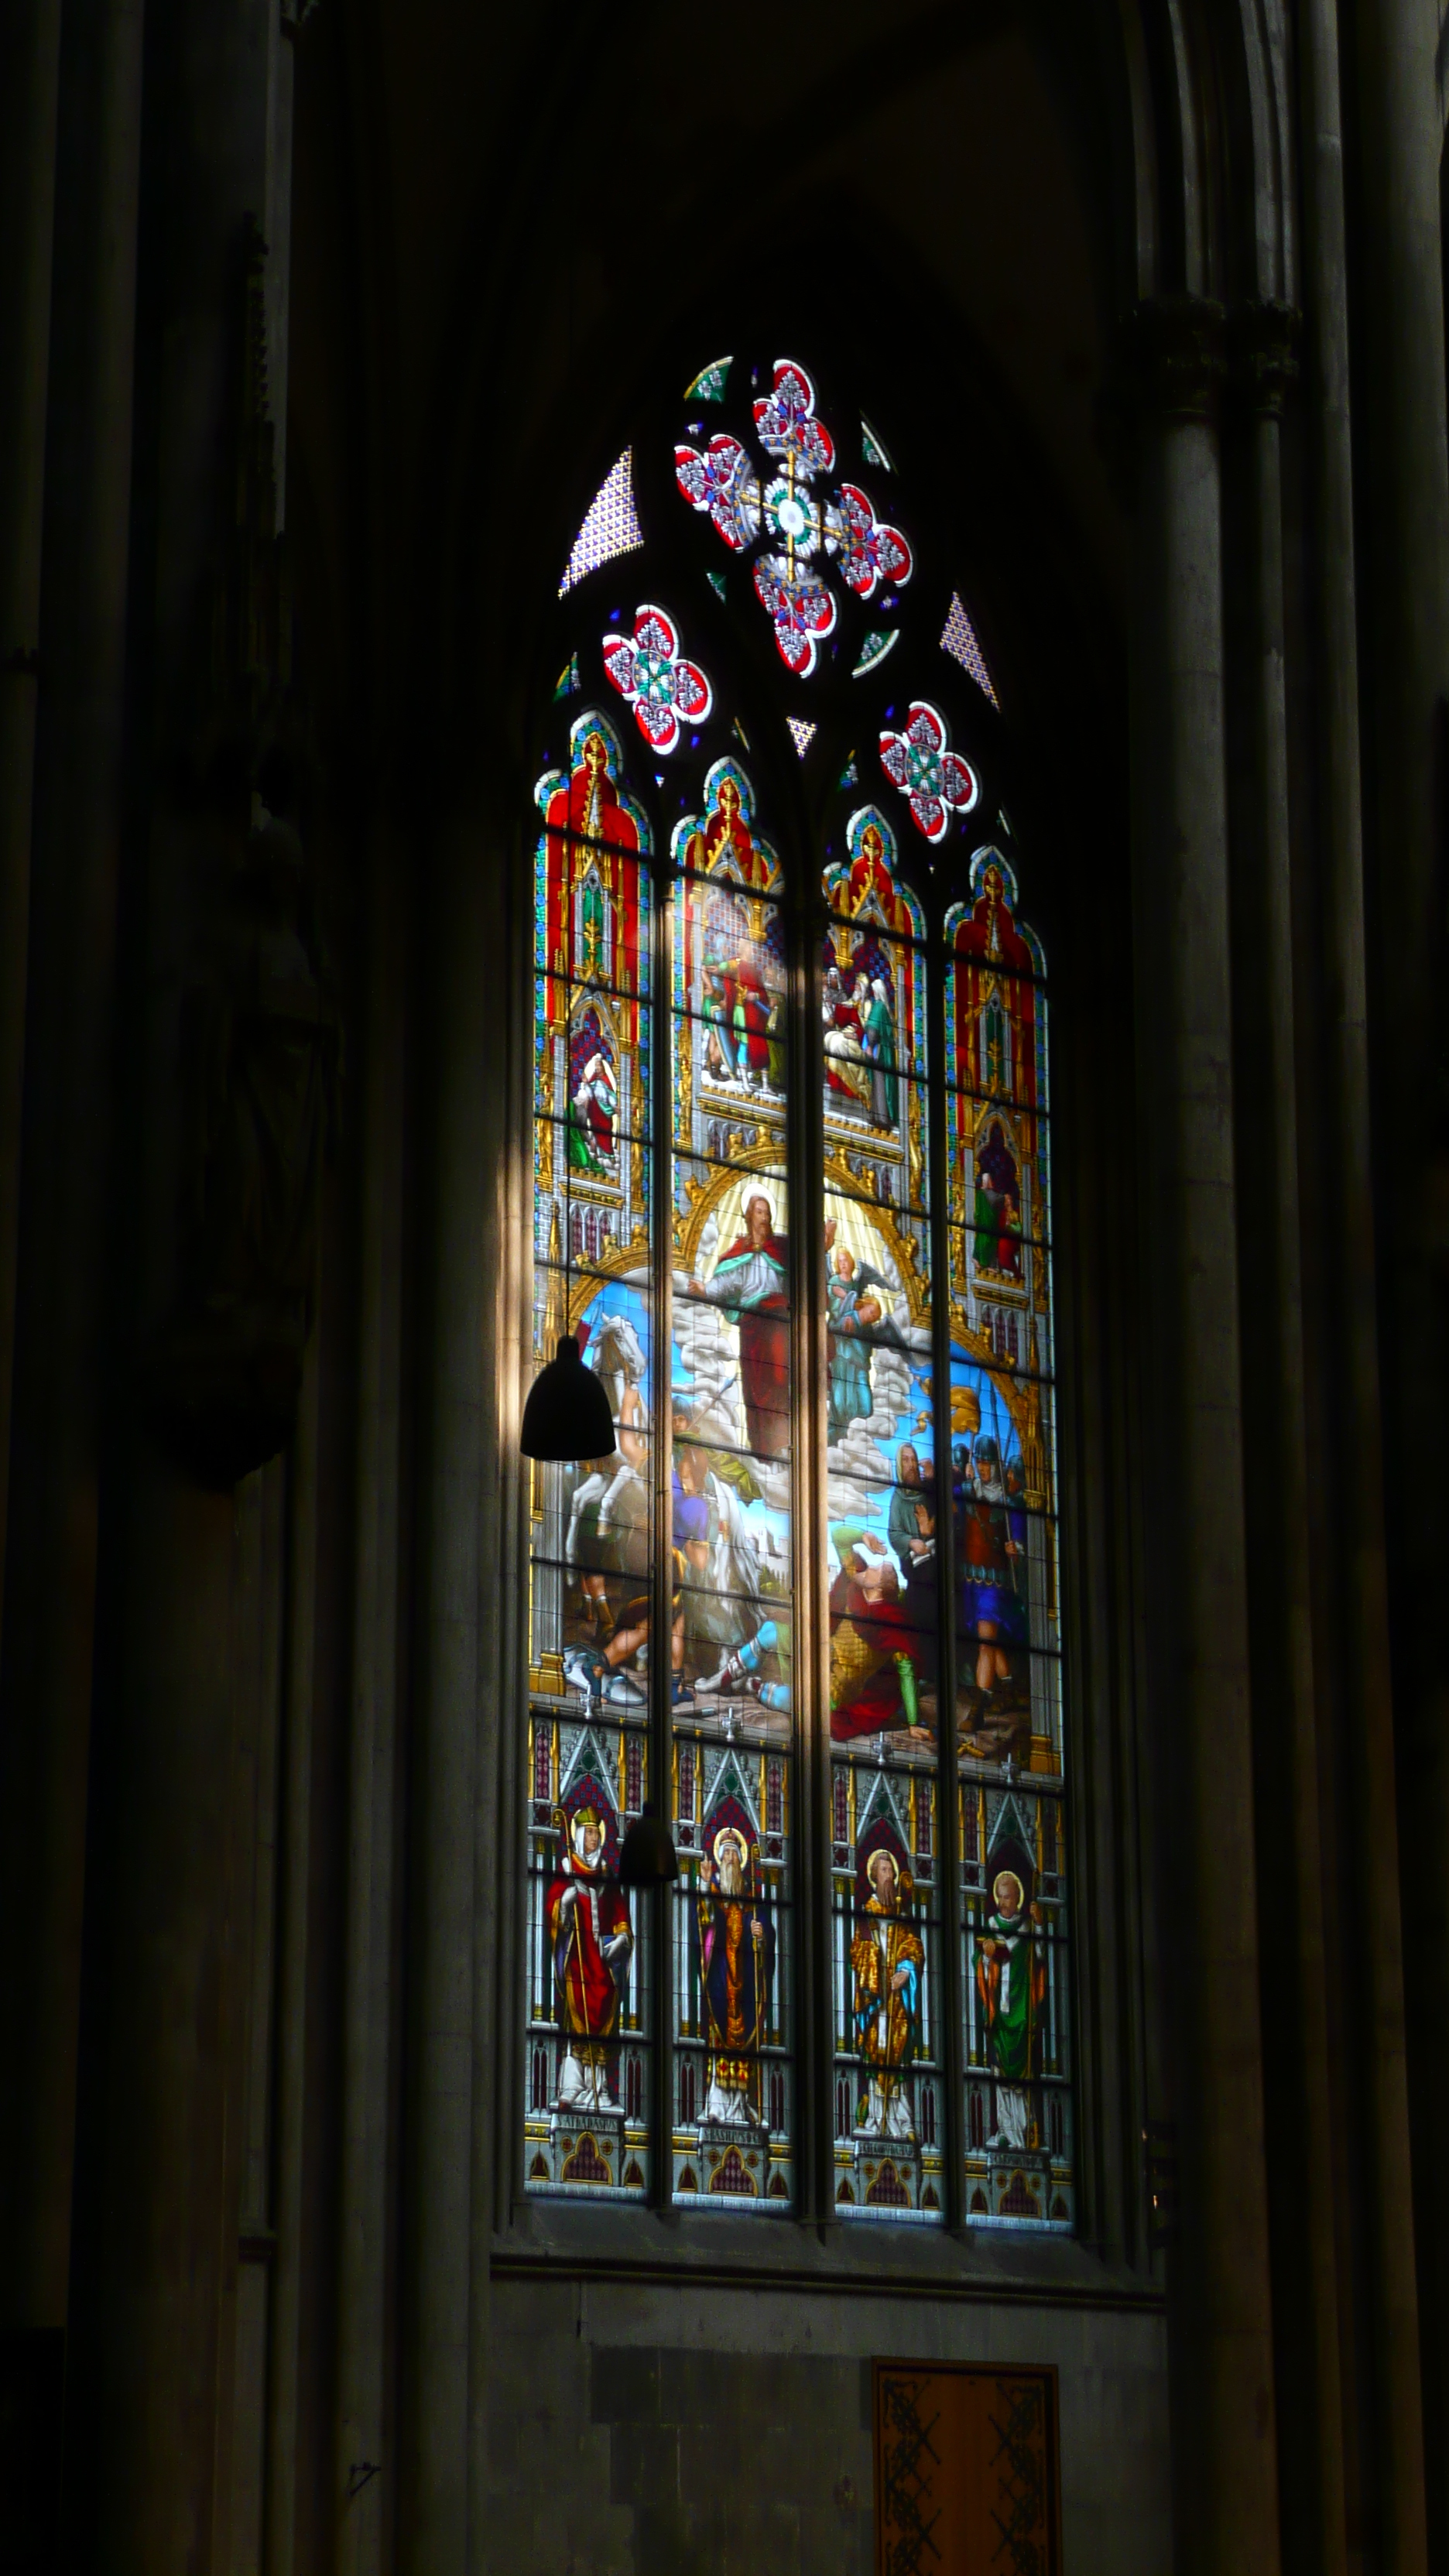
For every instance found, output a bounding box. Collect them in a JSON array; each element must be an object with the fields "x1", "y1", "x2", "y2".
[{"x1": 525, "y1": 351, "x2": 1072, "y2": 2237}]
